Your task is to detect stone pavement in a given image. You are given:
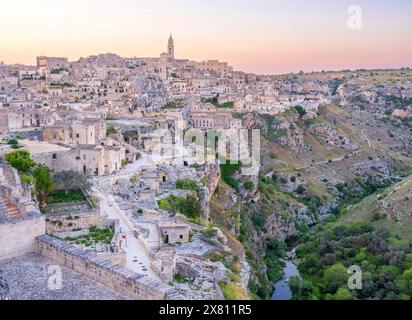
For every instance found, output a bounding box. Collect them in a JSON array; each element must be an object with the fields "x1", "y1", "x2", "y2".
[{"x1": 0, "y1": 254, "x2": 129, "y2": 300}]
